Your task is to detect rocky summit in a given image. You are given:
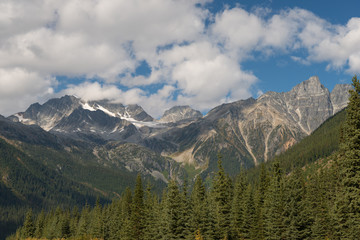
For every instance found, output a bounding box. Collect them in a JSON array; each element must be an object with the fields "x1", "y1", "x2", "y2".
[
  {"x1": 159, "y1": 106, "x2": 202, "y2": 123},
  {"x1": 7, "y1": 76, "x2": 351, "y2": 177}
]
